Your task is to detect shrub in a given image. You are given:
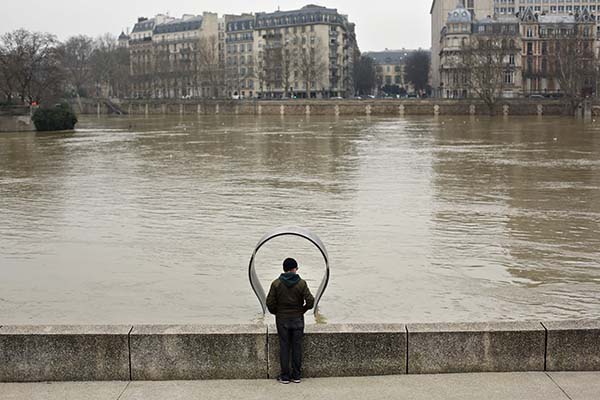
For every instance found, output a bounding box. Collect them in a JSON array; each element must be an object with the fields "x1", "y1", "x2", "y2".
[{"x1": 32, "y1": 104, "x2": 78, "y2": 132}]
